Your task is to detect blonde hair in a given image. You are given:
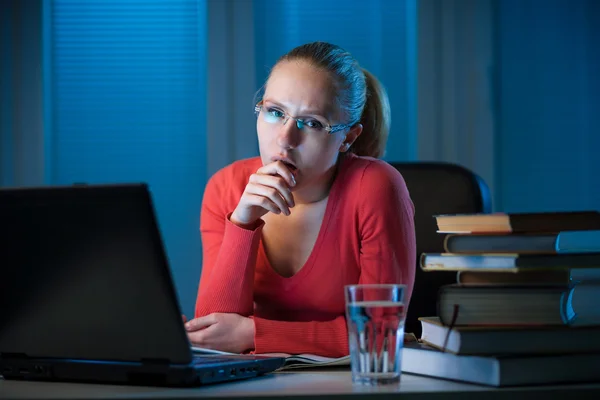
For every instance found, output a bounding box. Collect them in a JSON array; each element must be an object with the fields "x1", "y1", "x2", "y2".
[{"x1": 273, "y1": 42, "x2": 391, "y2": 158}]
